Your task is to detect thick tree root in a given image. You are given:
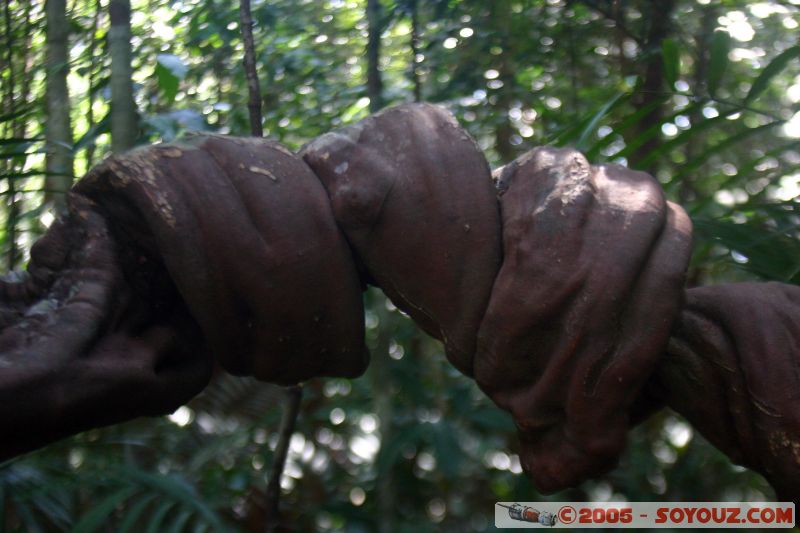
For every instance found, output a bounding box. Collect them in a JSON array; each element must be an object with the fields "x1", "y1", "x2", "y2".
[{"x1": 1, "y1": 103, "x2": 797, "y2": 506}]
